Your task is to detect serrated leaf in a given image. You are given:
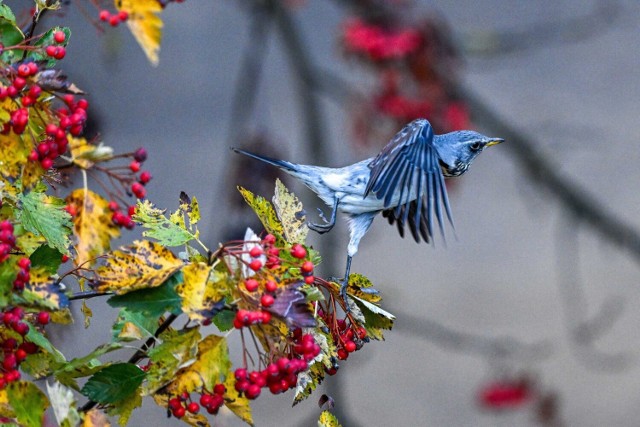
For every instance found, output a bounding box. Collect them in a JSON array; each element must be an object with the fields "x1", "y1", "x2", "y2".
[
  {"x1": 21, "y1": 352, "x2": 55, "y2": 379},
  {"x1": 0, "y1": 4, "x2": 24, "y2": 63},
  {"x1": 106, "y1": 387, "x2": 141, "y2": 426},
  {"x1": 29, "y1": 245, "x2": 62, "y2": 275},
  {"x1": 178, "y1": 191, "x2": 200, "y2": 226},
  {"x1": 54, "y1": 343, "x2": 122, "y2": 390},
  {"x1": 273, "y1": 179, "x2": 308, "y2": 244},
  {"x1": 6, "y1": 381, "x2": 49, "y2": 427},
  {"x1": 93, "y1": 240, "x2": 183, "y2": 294},
  {"x1": 143, "y1": 327, "x2": 200, "y2": 395},
  {"x1": 66, "y1": 189, "x2": 120, "y2": 268},
  {"x1": 107, "y1": 274, "x2": 182, "y2": 317},
  {"x1": 81, "y1": 363, "x2": 145, "y2": 404},
  {"x1": 212, "y1": 309, "x2": 235, "y2": 332},
  {"x1": 176, "y1": 262, "x2": 225, "y2": 323},
  {"x1": 47, "y1": 381, "x2": 81, "y2": 427},
  {"x1": 17, "y1": 191, "x2": 71, "y2": 255},
  {"x1": 115, "y1": 0, "x2": 164, "y2": 66},
  {"x1": 238, "y1": 186, "x2": 283, "y2": 237},
  {"x1": 168, "y1": 334, "x2": 230, "y2": 394},
  {"x1": 347, "y1": 273, "x2": 381, "y2": 303},
  {"x1": 133, "y1": 200, "x2": 195, "y2": 247},
  {"x1": 350, "y1": 295, "x2": 395, "y2": 341},
  {"x1": 318, "y1": 410, "x2": 342, "y2": 427},
  {"x1": 222, "y1": 369, "x2": 253, "y2": 426},
  {"x1": 20, "y1": 271, "x2": 69, "y2": 310}
]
